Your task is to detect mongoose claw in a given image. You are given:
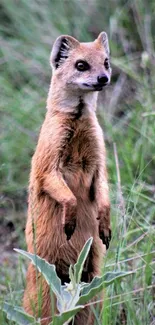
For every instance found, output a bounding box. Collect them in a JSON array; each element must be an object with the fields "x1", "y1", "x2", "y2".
[
  {"x1": 99, "y1": 228, "x2": 111, "y2": 249},
  {"x1": 64, "y1": 219, "x2": 76, "y2": 240}
]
